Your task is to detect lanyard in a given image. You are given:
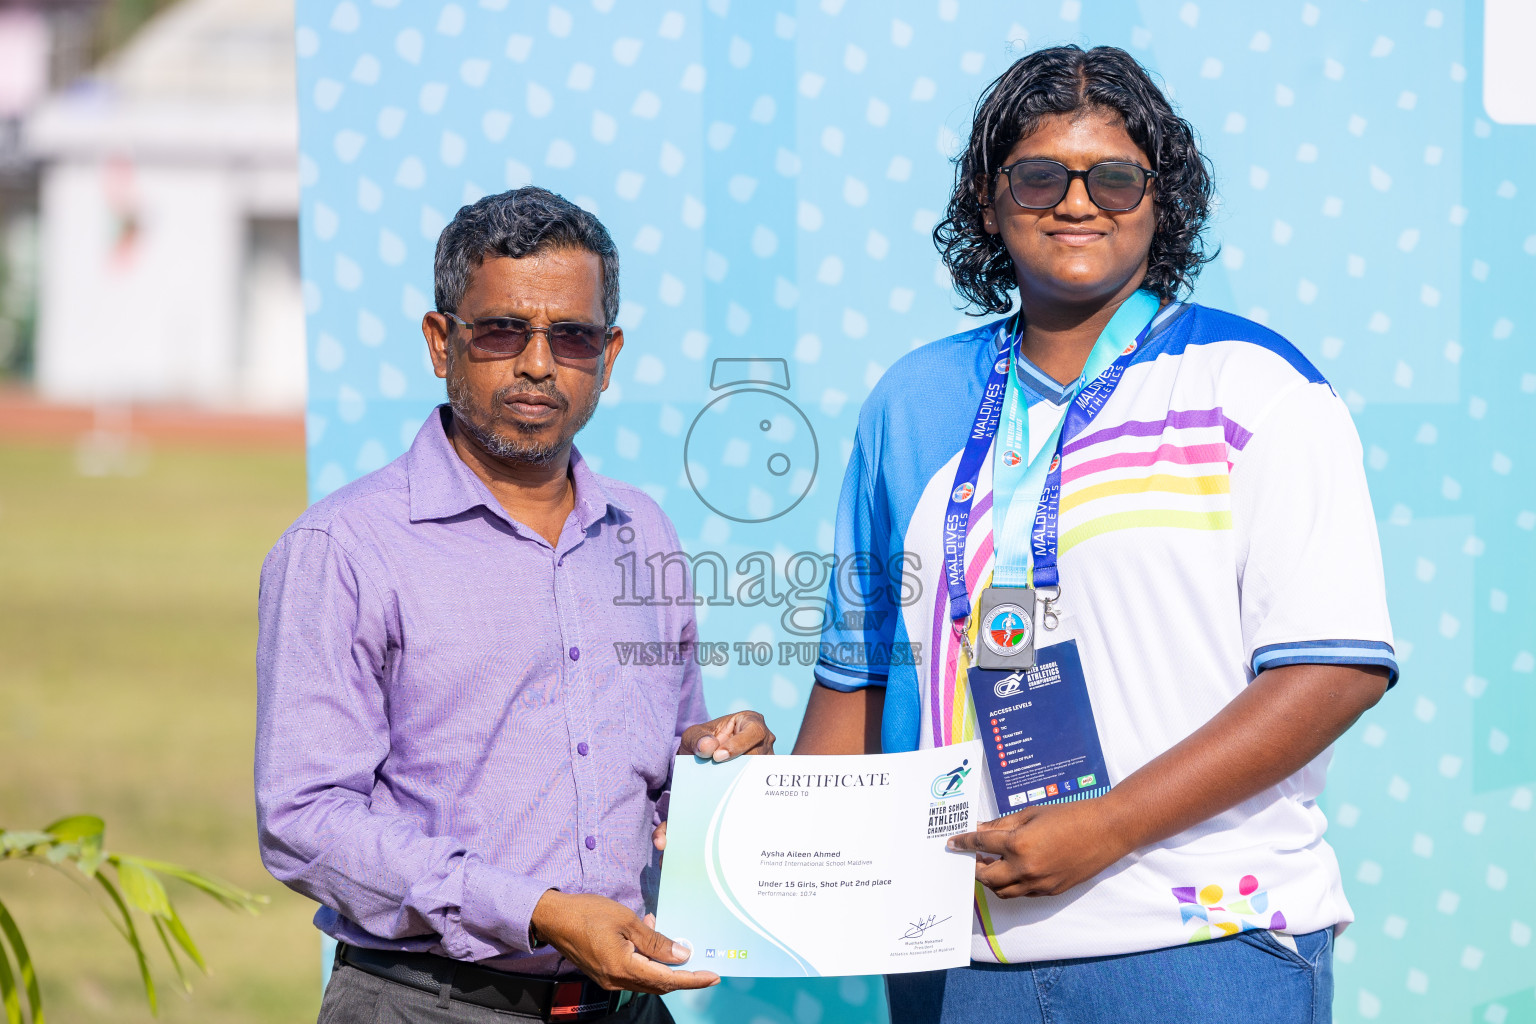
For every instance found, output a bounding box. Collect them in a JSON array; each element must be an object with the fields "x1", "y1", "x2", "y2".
[
  {"x1": 943, "y1": 290, "x2": 1165, "y2": 626},
  {"x1": 987, "y1": 325, "x2": 1044, "y2": 541}
]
